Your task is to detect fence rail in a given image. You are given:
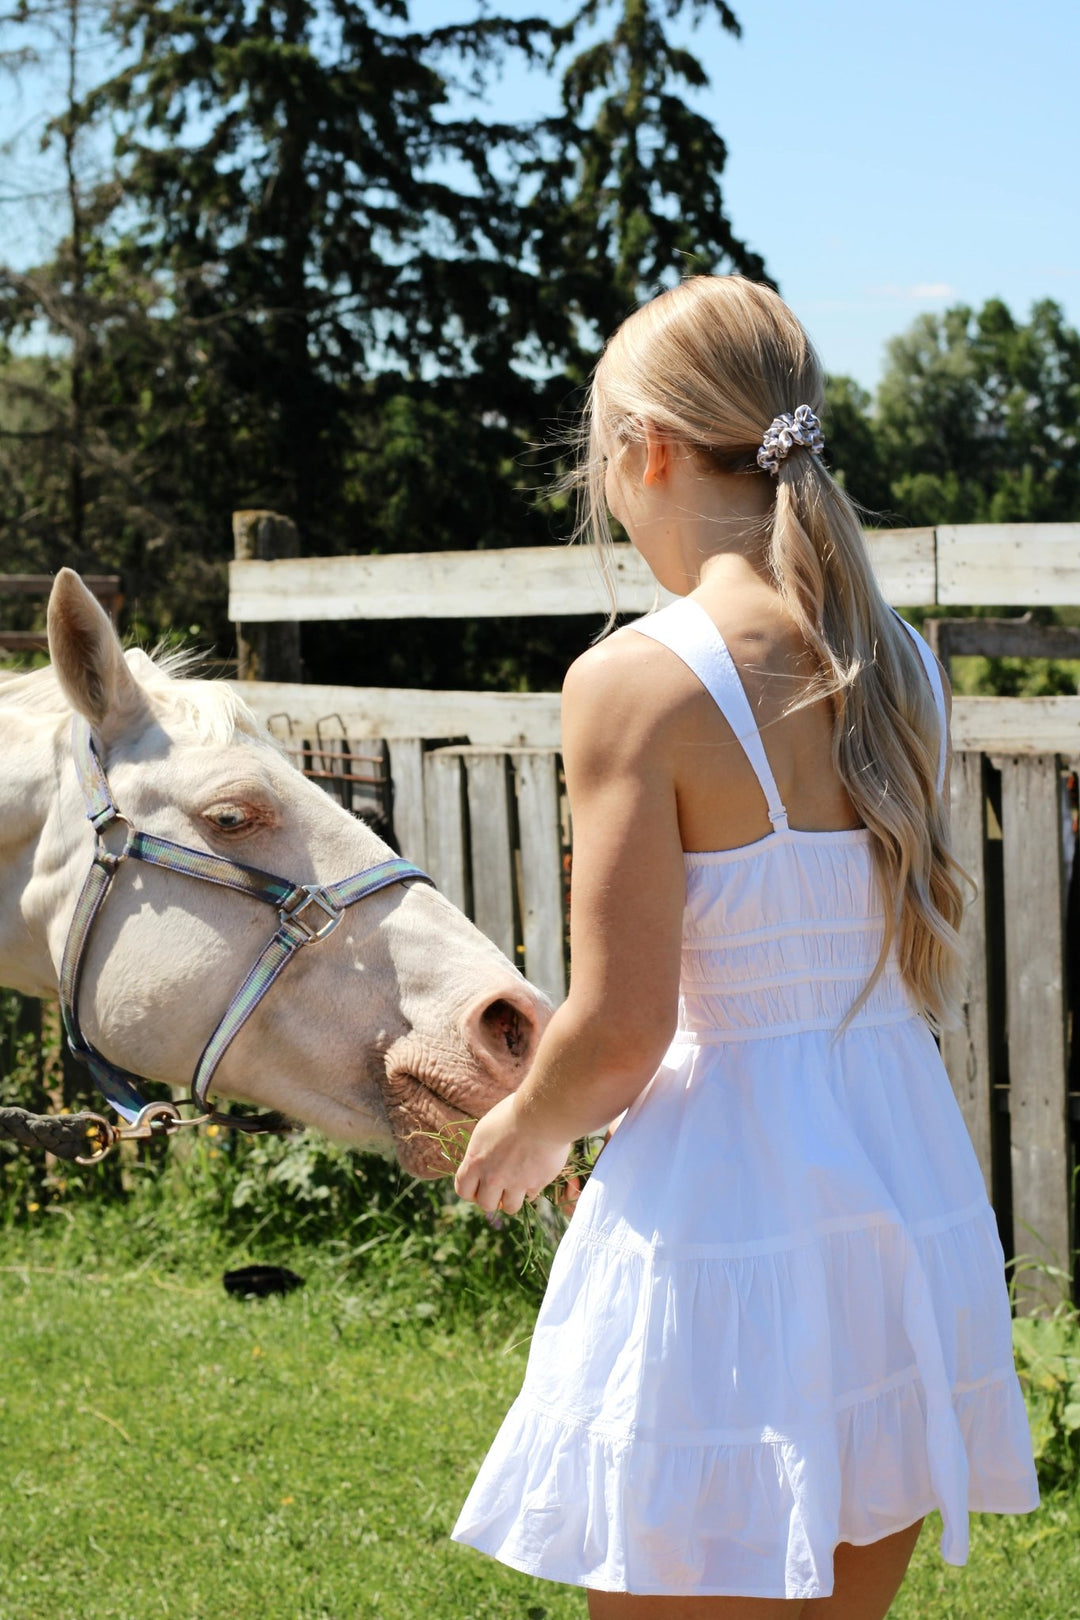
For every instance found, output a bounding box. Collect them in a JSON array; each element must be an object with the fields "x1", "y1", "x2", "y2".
[
  {"x1": 233, "y1": 686, "x2": 1080, "y2": 754},
  {"x1": 229, "y1": 524, "x2": 1080, "y2": 622},
  {"x1": 0, "y1": 574, "x2": 121, "y2": 653}
]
